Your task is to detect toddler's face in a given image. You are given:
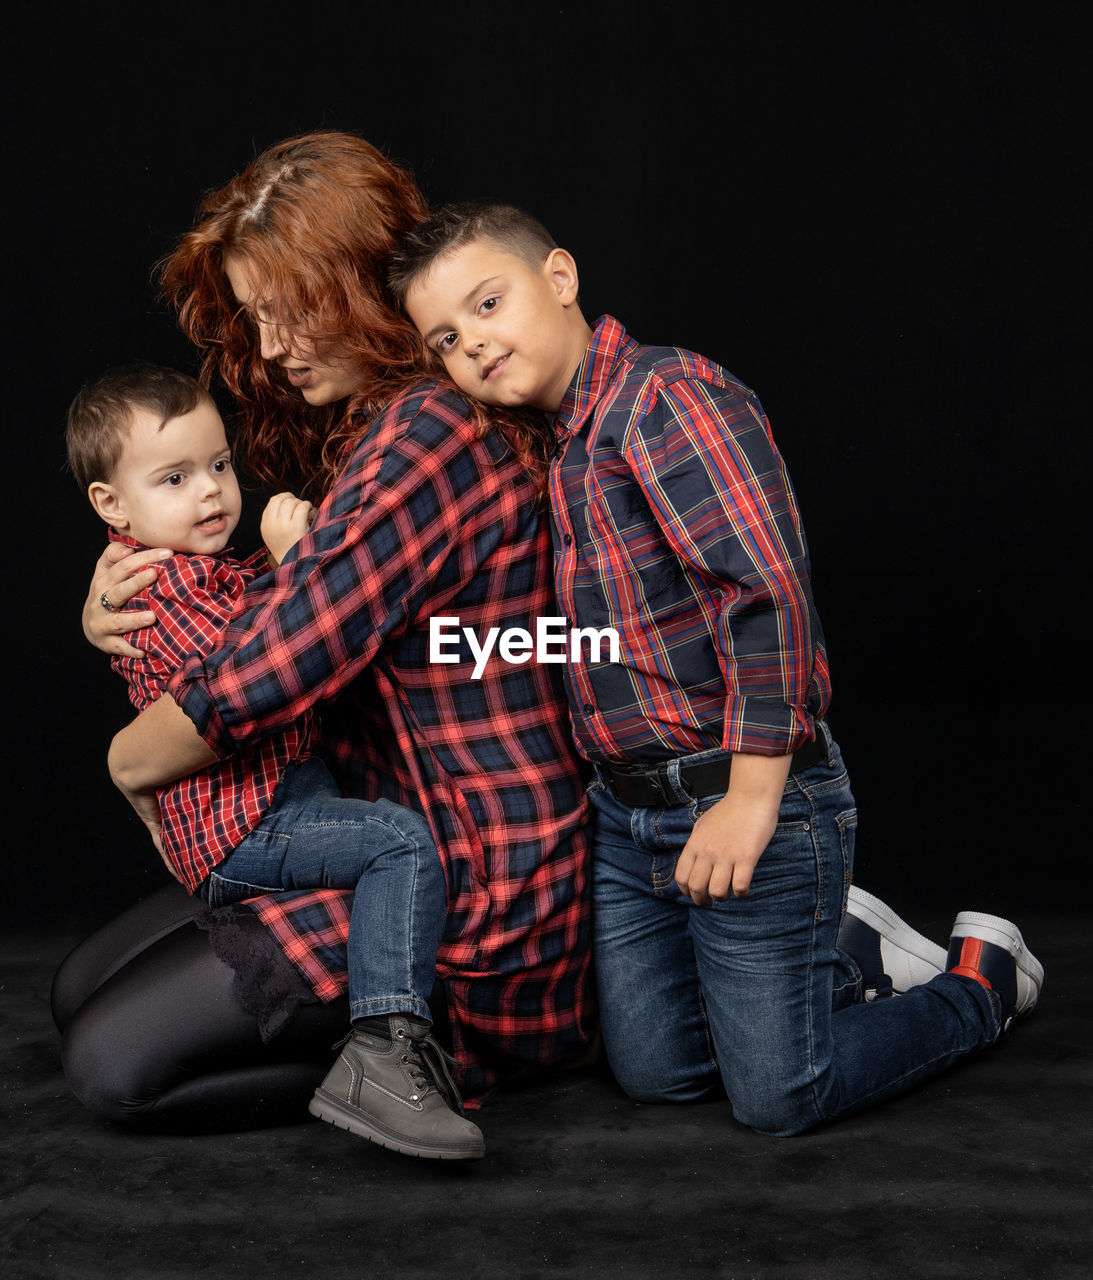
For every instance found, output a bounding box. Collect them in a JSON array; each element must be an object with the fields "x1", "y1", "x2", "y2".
[
  {"x1": 99, "y1": 401, "x2": 242, "y2": 554},
  {"x1": 404, "y1": 240, "x2": 580, "y2": 412}
]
